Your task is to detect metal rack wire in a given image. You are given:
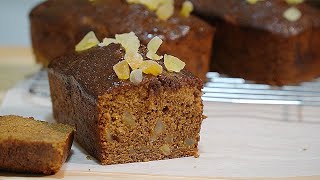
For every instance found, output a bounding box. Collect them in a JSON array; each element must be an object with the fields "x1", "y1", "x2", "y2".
[
  {"x1": 29, "y1": 69, "x2": 50, "y2": 97},
  {"x1": 203, "y1": 72, "x2": 320, "y2": 106},
  {"x1": 29, "y1": 70, "x2": 320, "y2": 106}
]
